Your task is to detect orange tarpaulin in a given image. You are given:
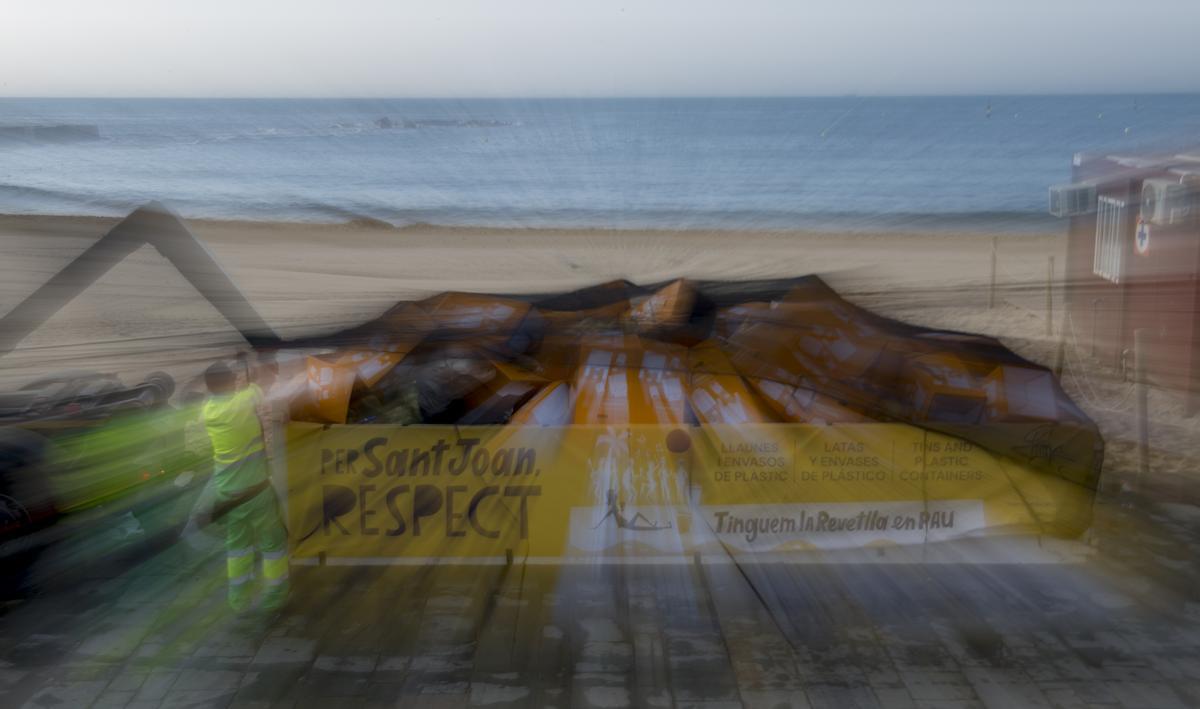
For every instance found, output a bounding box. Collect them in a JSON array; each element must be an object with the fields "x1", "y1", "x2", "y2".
[{"x1": 283, "y1": 275, "x2": 1101, "y2": 492}]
